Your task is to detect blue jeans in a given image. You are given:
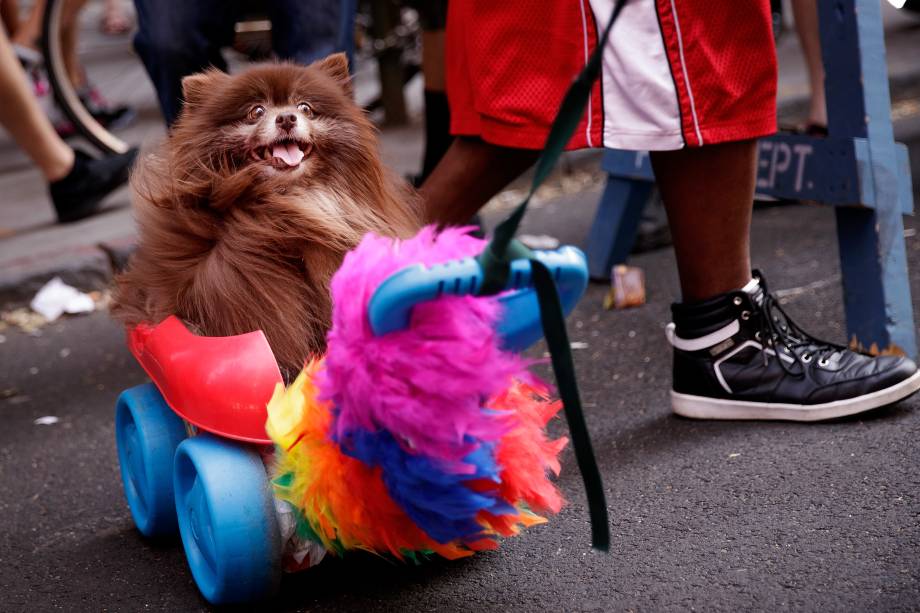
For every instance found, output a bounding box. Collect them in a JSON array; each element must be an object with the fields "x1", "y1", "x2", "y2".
[{"x1": 133, "y1": 0, "x2": 356, "y2": 125}]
